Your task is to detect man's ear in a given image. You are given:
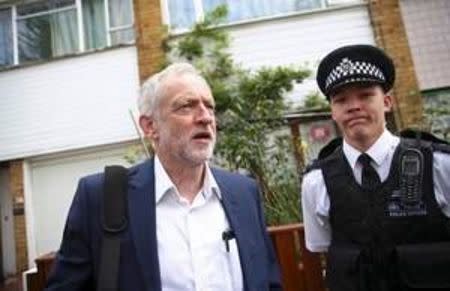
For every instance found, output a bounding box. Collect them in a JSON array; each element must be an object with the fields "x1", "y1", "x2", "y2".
[
  {"x1": 139, "y1": 115, "x2": 158, "y2": 140},
  {"x1": 330, "y1": 102, "x2": 338, "y2": 122},
  {"x1": 383, "y1": 93, "x2": 393, "y2": 113}
]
